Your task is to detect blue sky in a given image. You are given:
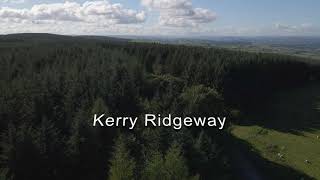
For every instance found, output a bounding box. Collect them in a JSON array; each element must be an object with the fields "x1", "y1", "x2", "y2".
[{"x1": 0, "y1": 0, "x2": 319, "y2": 36}]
